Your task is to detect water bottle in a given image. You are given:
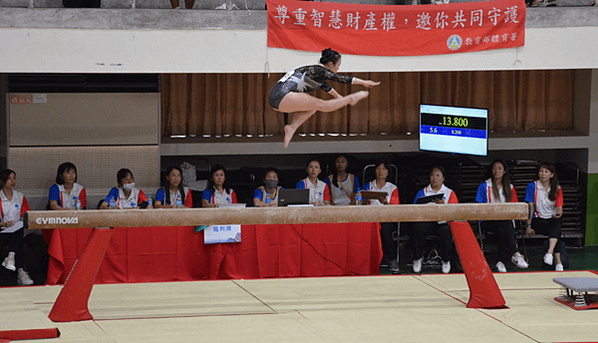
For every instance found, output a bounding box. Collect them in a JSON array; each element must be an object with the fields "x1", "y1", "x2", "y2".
[
  {"x1": 265, "y1": 193, "x2": 271, "y2": 205},
  {"x1": 355, "y1": 188, "x2": 363, "y2": 206},
  {"x1": 146, "y1": 195, "x2": 153, "y2": 207},
  {"x1": 74, "y1": 196, "x2": 81, "y2": 210},
  {"x1": 176, "y1": 194, "x2": 183, "y2": 208},
  {"x1": 109, "y1": 197, "x2": 117, "y2": 209}
]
